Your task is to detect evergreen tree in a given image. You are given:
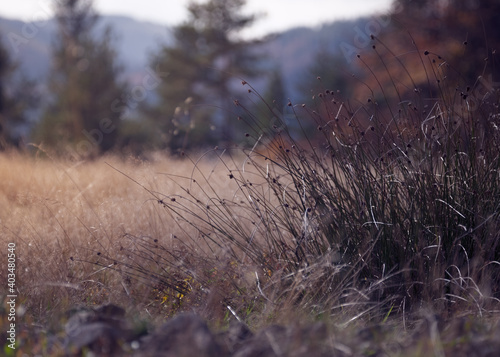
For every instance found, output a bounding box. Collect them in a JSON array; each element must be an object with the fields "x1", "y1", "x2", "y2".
[
  {"x1": 391, "y1": 0, "x2": 500, "y2": 85},
  {"x1": 258, "y1": 66, "x2": 288, "y2": 137},
  {"x1": 298, "y1": 47, "x2": 351, "y2": 104},
  {"x1": 34, "y1": 0, "x2": 127, "y2": 157},
  {"x1": 0, "y1": 35, "x2": 17, "y2": 149},
  {"x1": 342, "y1": 1, "x2": 500, "y2": 110},
  {"x1": 263, "y1": 67, "x2": 286, "y2": 110},
  {"x1": 145, "y1": 0, "x2": 261, "y2": 153},
  {"x1": 0, "y1": 34, "x2": 38, "y2": 149}
]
